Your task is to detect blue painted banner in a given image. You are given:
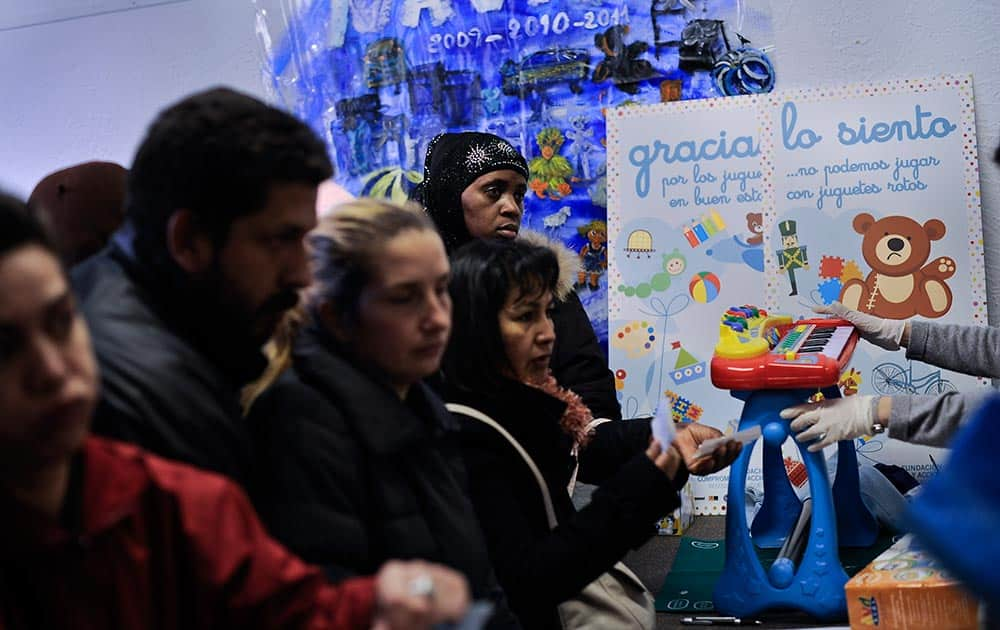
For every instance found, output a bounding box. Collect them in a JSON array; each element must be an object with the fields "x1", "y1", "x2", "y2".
[{"x1": 256, "y1": 0, "x2": 774, "y2": 348}]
